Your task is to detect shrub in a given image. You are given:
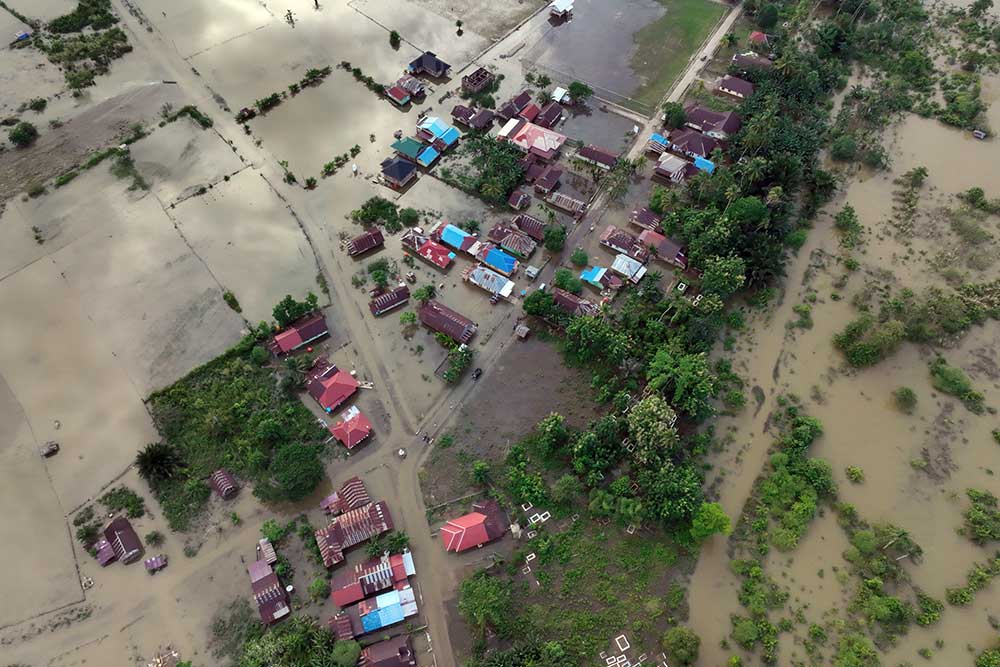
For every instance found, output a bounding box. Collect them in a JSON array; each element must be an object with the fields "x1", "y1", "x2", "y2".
[
  {"x1": 250, "y1": 346, "x2": 269, "y2": 365},
  {"x1": 55, "y1": 171, "x2": 79, "y2": 187},
  {"x1": 893, "y1": 386, "x2": 917, "y2": 413},
  {"x1": 757, "y1": 3, "x2": 779, "y2": 29},
  {"x1": 830, "y1": 135, "x2": 858, "y2": 161},
  {"x1": 99, "y1": 486, "x2": 146, "y2": 518},
  {"x1": 28, "y1": 97, "x2": 48, "y2": 112},
  {"x1": 145, "y1": 530, "x2": 164, "y2": 546},
  {"x1": 569, "y1": 247, "x2": 588, "y2": 266},
  {"x1": 8, "y1": 121, "x2": 38, "y2": 147},
  {"x1": 662, "y1": 101, "x2": 687, "y2": 129},
  {"x1": 389, "y1": 30, "x2": 401, "y2": 48},
  {"x1": 223, "y1": 290, "x2": 242, "y2": 313},
  {"x1": 930, "y1": 357, "x2": 984, "y2": 413},
  {"x1": 399, "y1": 207, "x2": 420, "y2": 226},
  {"x1": 845, "y1": 466, "x2": 865, "y2": 483},
  {"x1": 662, "y1": 626, "x2": 700, "y2": 666},
  {"x1": 308, "y1": 576, "x2": 330, "y2": 600}
]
